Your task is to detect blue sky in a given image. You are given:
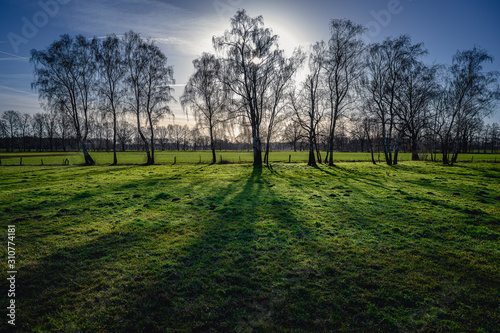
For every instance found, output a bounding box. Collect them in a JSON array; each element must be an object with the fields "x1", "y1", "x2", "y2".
[{"x1": 1, "y1": 0, "x2": 499, "y2": 123}]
